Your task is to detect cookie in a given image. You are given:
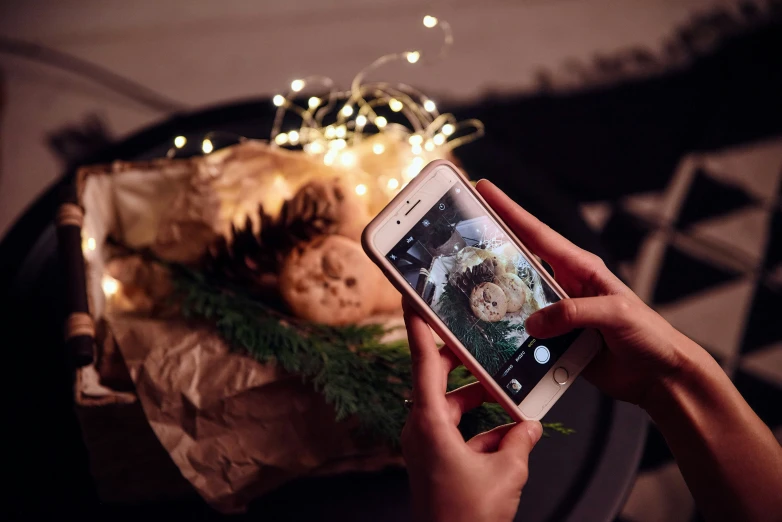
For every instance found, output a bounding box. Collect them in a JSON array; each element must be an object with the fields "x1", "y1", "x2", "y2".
[
  {"x1": 279, "y1": 235, "x2": 375, "y2": 325},
  {"x1": 470, "y1": 282, "x2": 508, "y2": 322},
  {"x1": 493, "y1": 273, "x2": 530, "y2": 314}
]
